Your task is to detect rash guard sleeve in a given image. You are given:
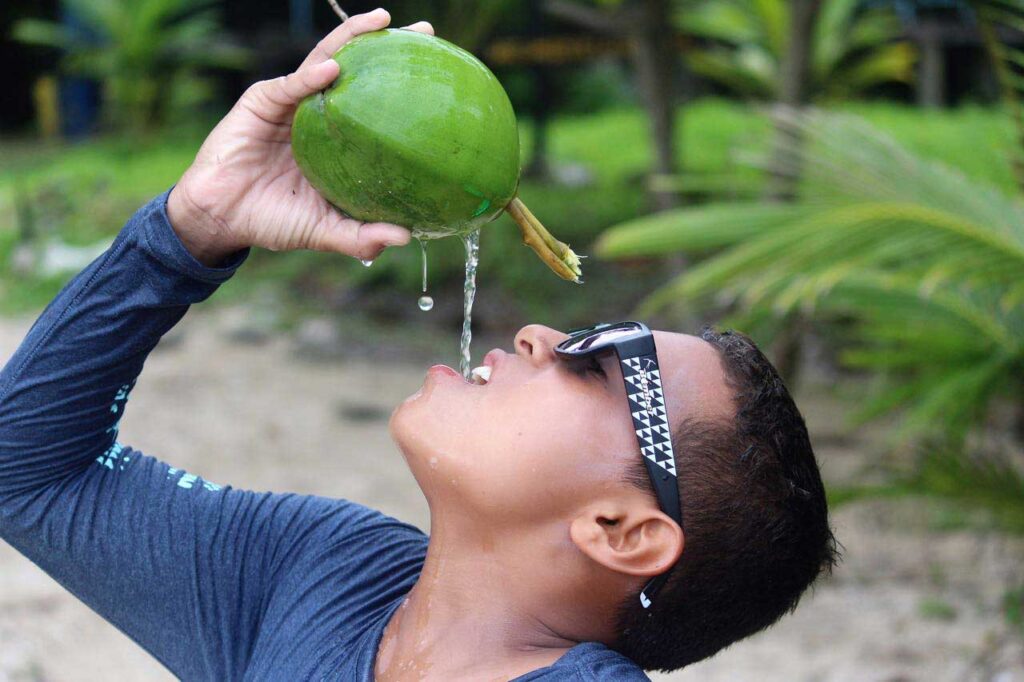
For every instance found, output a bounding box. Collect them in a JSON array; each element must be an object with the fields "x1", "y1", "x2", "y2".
[{"x1": 0, "y1": 191, "x2": 368, "y2": 679}]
